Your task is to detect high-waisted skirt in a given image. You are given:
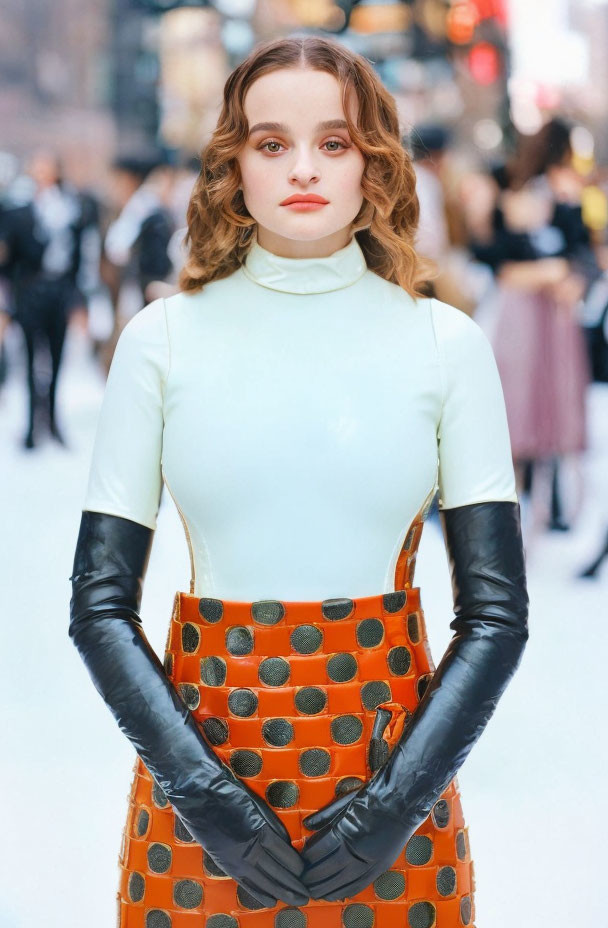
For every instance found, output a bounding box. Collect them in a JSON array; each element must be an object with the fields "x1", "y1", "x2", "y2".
[{"x1": 116, "y1": 588, "x2": 476, "y2": 927}]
